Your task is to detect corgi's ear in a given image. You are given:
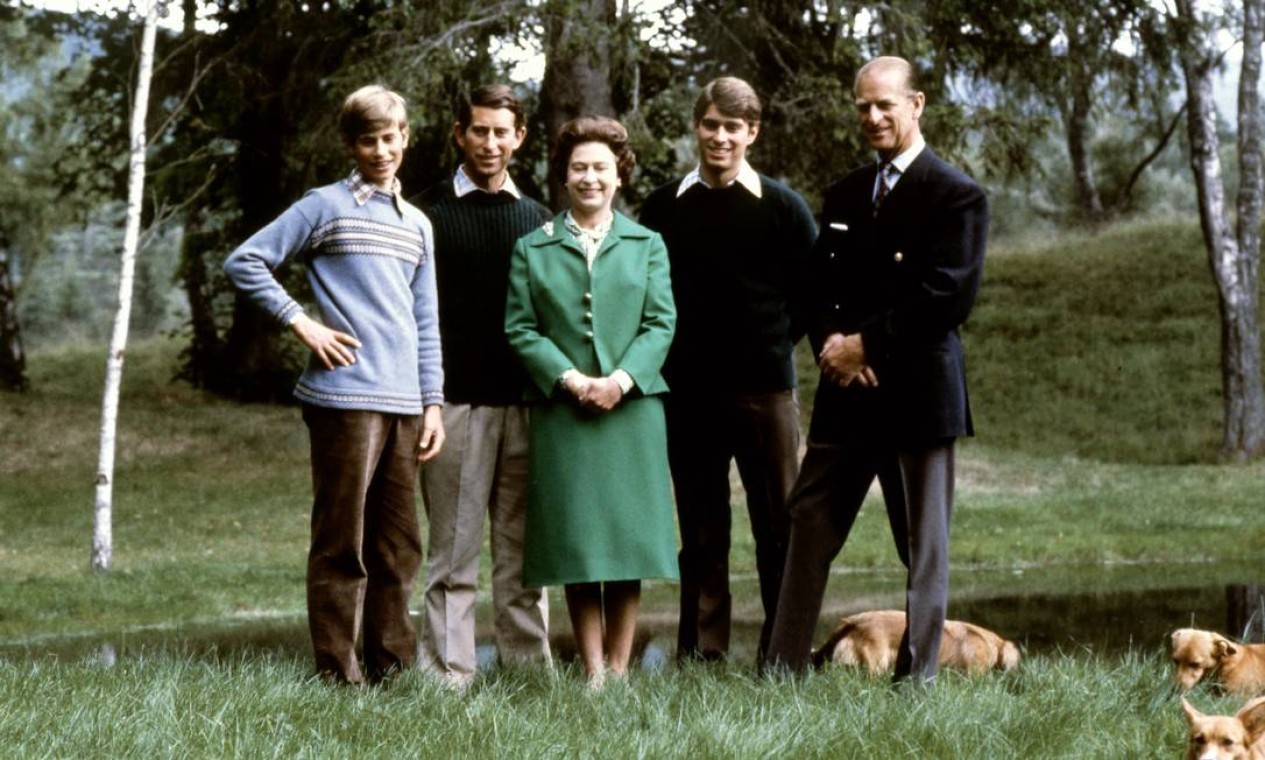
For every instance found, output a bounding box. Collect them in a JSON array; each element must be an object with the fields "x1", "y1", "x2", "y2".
[
  {"x1": 1236, "y1": 698, "x2": 1265, "y2": 743},
  {"x1": 1214, "y1": 636, "x2": 1239, "y2": 659},
  {"x1": 1182, "y1": 697, "x2": 1205, "y2": 725}
]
